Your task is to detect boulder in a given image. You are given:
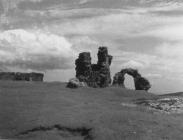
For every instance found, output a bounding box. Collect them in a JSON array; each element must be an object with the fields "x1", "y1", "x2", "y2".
[{"x1": 67, "y1": 78, "x2": 86, "y2": 88}]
